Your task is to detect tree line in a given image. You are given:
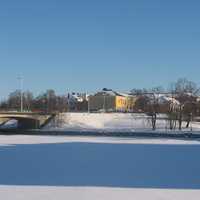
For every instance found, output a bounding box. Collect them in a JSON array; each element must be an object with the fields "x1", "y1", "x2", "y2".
[
  {"x1": 132, "y1": 78, "x2": 200, "y2": 130},
  {"x1": 0, "y1": 89, "x2": 88, "y2": 113},
  {"x1": 0, "y1": 89, "x2": 68, "y2": 113},
  {"x1": 0, "y1": 78, "x2": 200, "y2": 130}
]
